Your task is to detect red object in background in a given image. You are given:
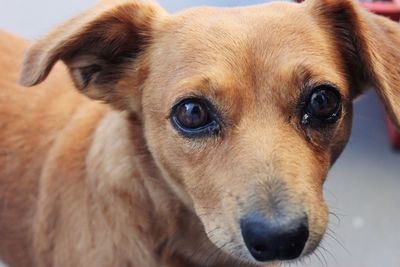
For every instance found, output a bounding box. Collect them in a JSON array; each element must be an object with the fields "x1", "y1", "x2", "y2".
[
  {"x1": 362, "y1": 0, "x2": 400, "y2": 20},
  {"x1": 294, "y1": 0, "x2": 400, "y2": 150},
  {"x1": 387, "y1": 118, "x2": 400, "y2": 150}
]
